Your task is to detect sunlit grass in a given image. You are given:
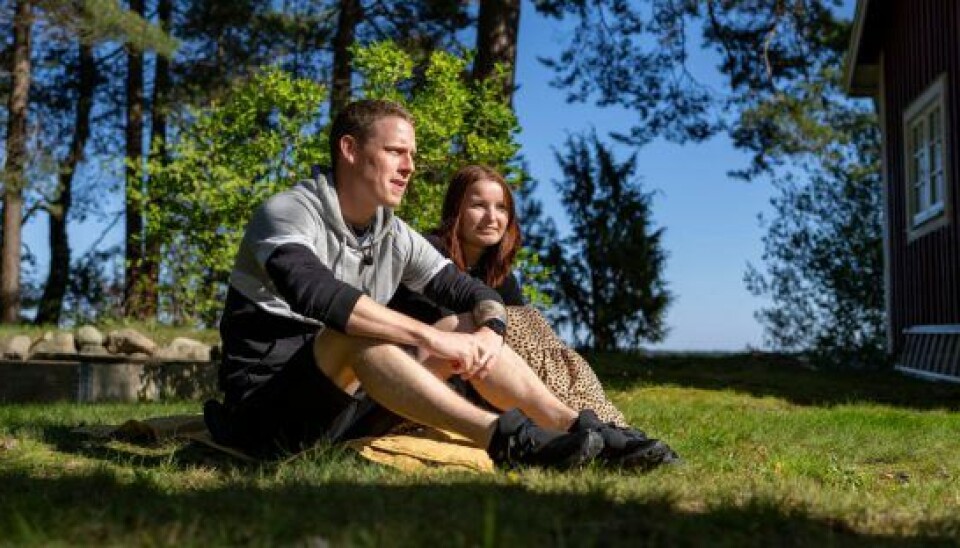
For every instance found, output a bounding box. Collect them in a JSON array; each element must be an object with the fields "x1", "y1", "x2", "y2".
[{"x1": 2, "y1": 355, "x2": 959, "y2": 545}]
